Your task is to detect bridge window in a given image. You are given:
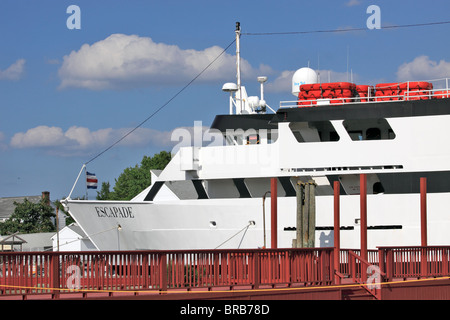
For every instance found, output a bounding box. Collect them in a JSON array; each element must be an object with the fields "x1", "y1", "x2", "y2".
[
  {"x1": 289, "y1": 121, "x2": 340, "y2": 143},
  {"x1": 343, "y1": 118, "x2": 395, "y2": 141}
]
